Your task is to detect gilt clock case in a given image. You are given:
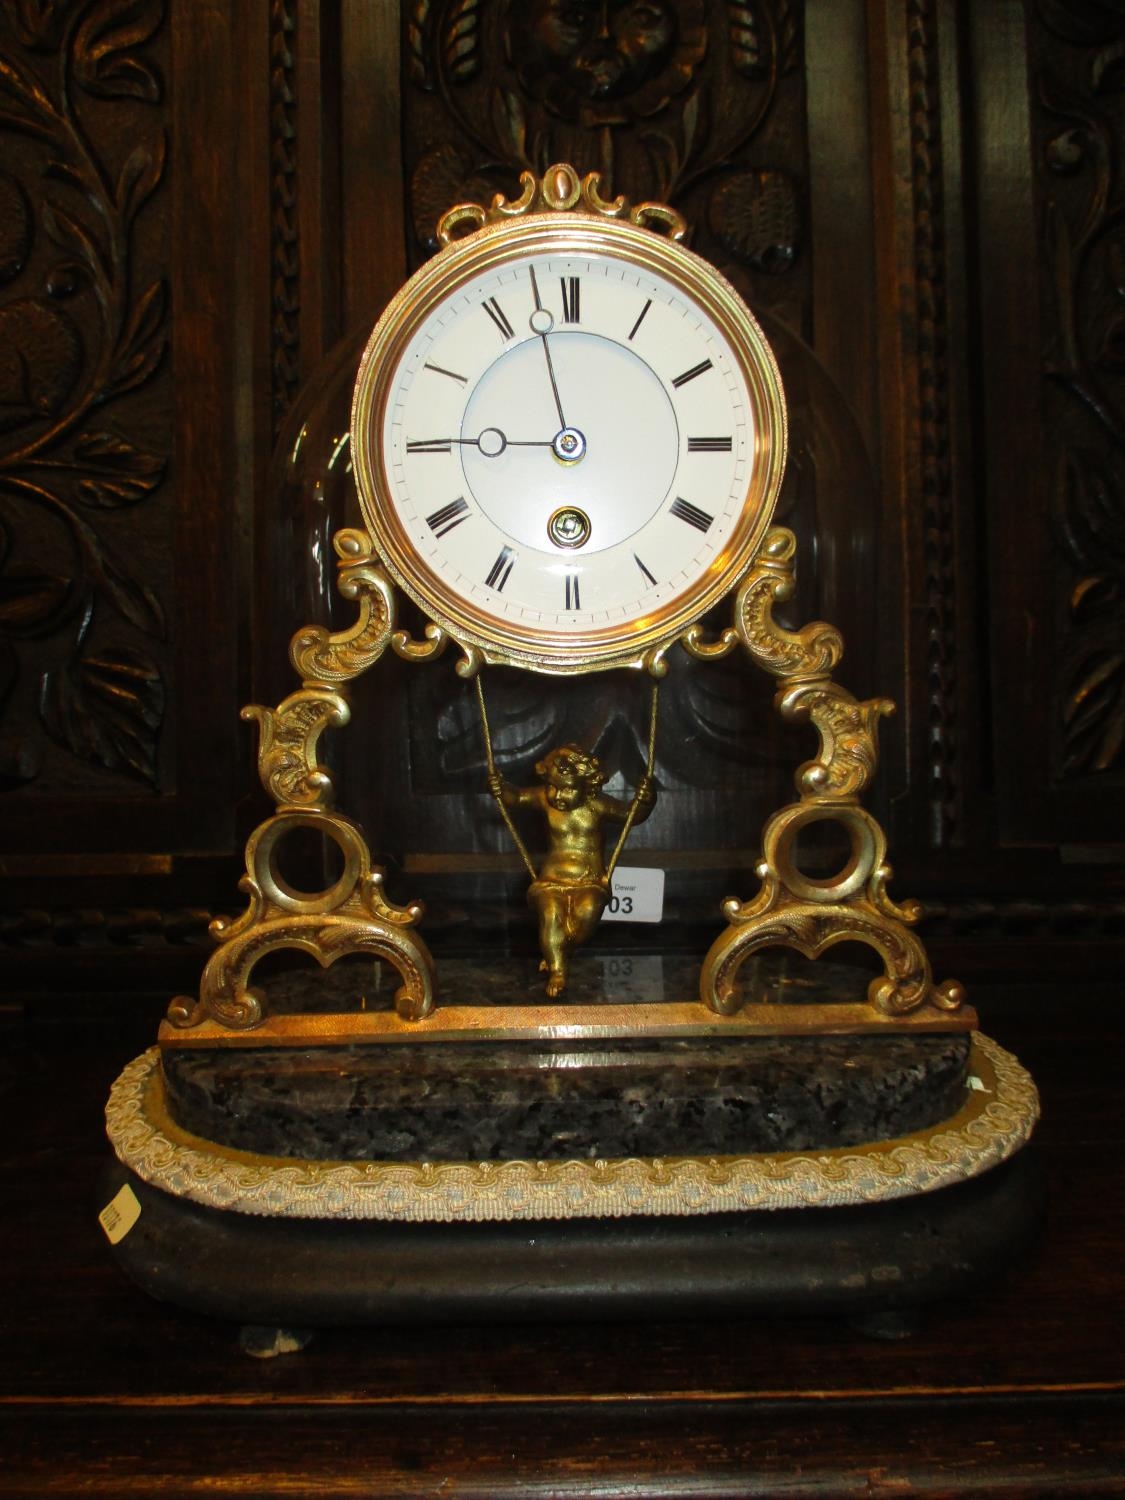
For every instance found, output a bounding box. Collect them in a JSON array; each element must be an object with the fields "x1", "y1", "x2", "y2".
[{"x1": 350, "y1": 209, "x2": 788, "y2": 675}]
